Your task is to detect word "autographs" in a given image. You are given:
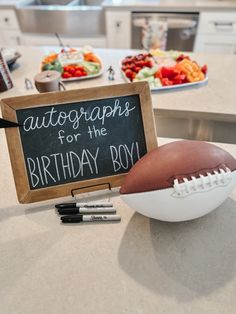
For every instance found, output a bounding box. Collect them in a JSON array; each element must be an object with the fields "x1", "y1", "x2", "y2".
[{"x1": 23, "y1": 99, "x2": 136, "y2": 132}]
